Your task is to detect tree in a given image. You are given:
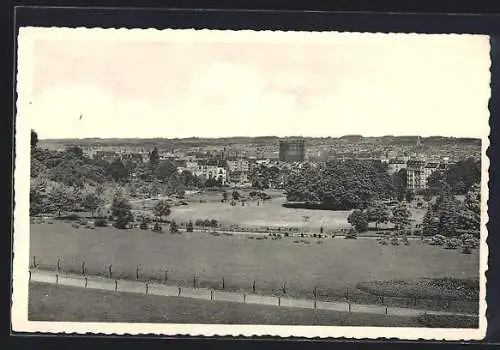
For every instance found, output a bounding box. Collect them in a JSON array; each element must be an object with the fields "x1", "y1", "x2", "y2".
[
  {"x1": 31, "y1": 129, "x2": 38, "y2": 148},
  {"x1": 422, "y1": 188, "x2": 433, "y2": 202},
  {"x1": 391, "y1": 204, "x2": 411, "y2": 230},
  {"x1": 366, "y1": 204, "x2": 390, "y2": 229},
  {"x1": 82, "y1": 191, "x2": 103, "y2": 218},
  {"x1": 392, "y1": 168, "x2": 408, "y2": 202},
  {"x1": 422, "y1": 206, "x2": 439, "y2": 236},
  {"x1": 111, "y1": 196, "x2": 133, "y2": 229},
  {"x1": 186, "y1": 220, "x2": 194, "y2": 232},
  {"x1": 153, "y1": 200, "x2": 171, "y2": 222},
  {"x1": 106, "y1": 158, "x2": 128, "y2": 182},
  {"x1": 232, "y1": 190, "x2": 241, "y2": 201},
  {"x1": 47, "y1": 184, "x2": 74, "y2": 217},
  {"x1": 155, "y1": 160, "x2": 178, "y2": 181},
  {"x1": 405, "y1": 190, "x2": 415, "y2": 202},
  {"x1": 457, "y1": 183, "x2": 481, "y2": 236},
  {"x1": 149, "y1": 147, "x2": 160, "y2": 170},
  {"x1": 434, "y1": 184, "x2": 459, "y2": 237},
  {"x1": 427, "y1": 158, "x2": 481, "y2": 195},
  {"x1": 170, "y1": 220, "x2": 179, "y2": 233},
  {"x1": 347, "y1": 209, "x2": 369, "y2": 232},
  {"x1": 284, "y1": 160, "x2": 395, "y2": 210},
  {"x1": 30, "y1": 178, "x2": 48, "y2": 215}
]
